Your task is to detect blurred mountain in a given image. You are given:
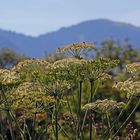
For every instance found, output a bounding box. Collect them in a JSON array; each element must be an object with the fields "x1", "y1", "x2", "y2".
[{"x1": 0, "y1": 19, "x2": 140, "y2": 57}]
